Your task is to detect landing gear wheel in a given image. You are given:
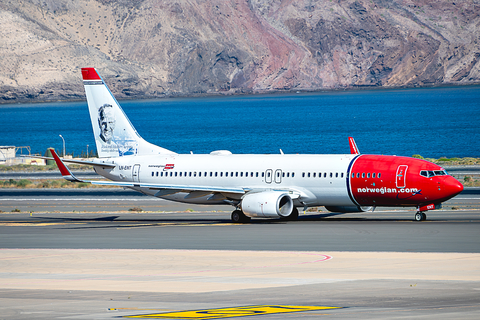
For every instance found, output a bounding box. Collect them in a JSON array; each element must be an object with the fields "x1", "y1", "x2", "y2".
[
  {"x1": 231, "y1": 210, "x2": 251, "y2": 223},
  {"x1": 414, "y1": 212, "x2": 426, "y2": 221}
]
